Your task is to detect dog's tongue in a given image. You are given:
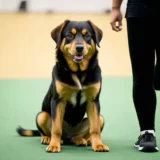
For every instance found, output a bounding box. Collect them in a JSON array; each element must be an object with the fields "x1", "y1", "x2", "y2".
[{"x1": 75, "y1": 55, "x2": 83, "y2": 60}]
